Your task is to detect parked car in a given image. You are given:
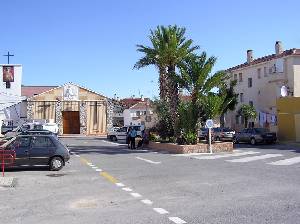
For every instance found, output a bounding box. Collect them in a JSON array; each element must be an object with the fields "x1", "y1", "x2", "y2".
[
  {"x1": 5, "y1": 122, "x2": 45, "y2": 138},
  {"x1": 198, "y1": 127, "x2": 215, "y2": 141},
  {"x1": 107, "y1": 125, "x2": 144, "y2": 141},
  {"x1": 42, "y1": 123, "x2": 59, "y2": 135},
  {"x1": 233, "y1": 128, "x2": 277, "y2": 145},
  {"x1": 2, "y1": 134, "x2": 70, "y2": 171},
  {"x1": 213, "y1": 127, "x2": 235, "y2": 141}
]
